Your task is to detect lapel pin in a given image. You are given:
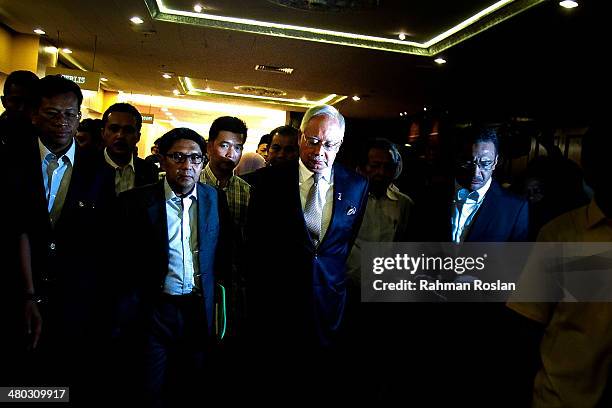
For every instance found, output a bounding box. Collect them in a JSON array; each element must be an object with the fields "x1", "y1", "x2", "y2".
[
  {"x1": 346, "y1": 206, "x2": 357, "y2": 216},
  {"x1": 337, "y1": 193, "x2": 342, "y2": 201}
]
